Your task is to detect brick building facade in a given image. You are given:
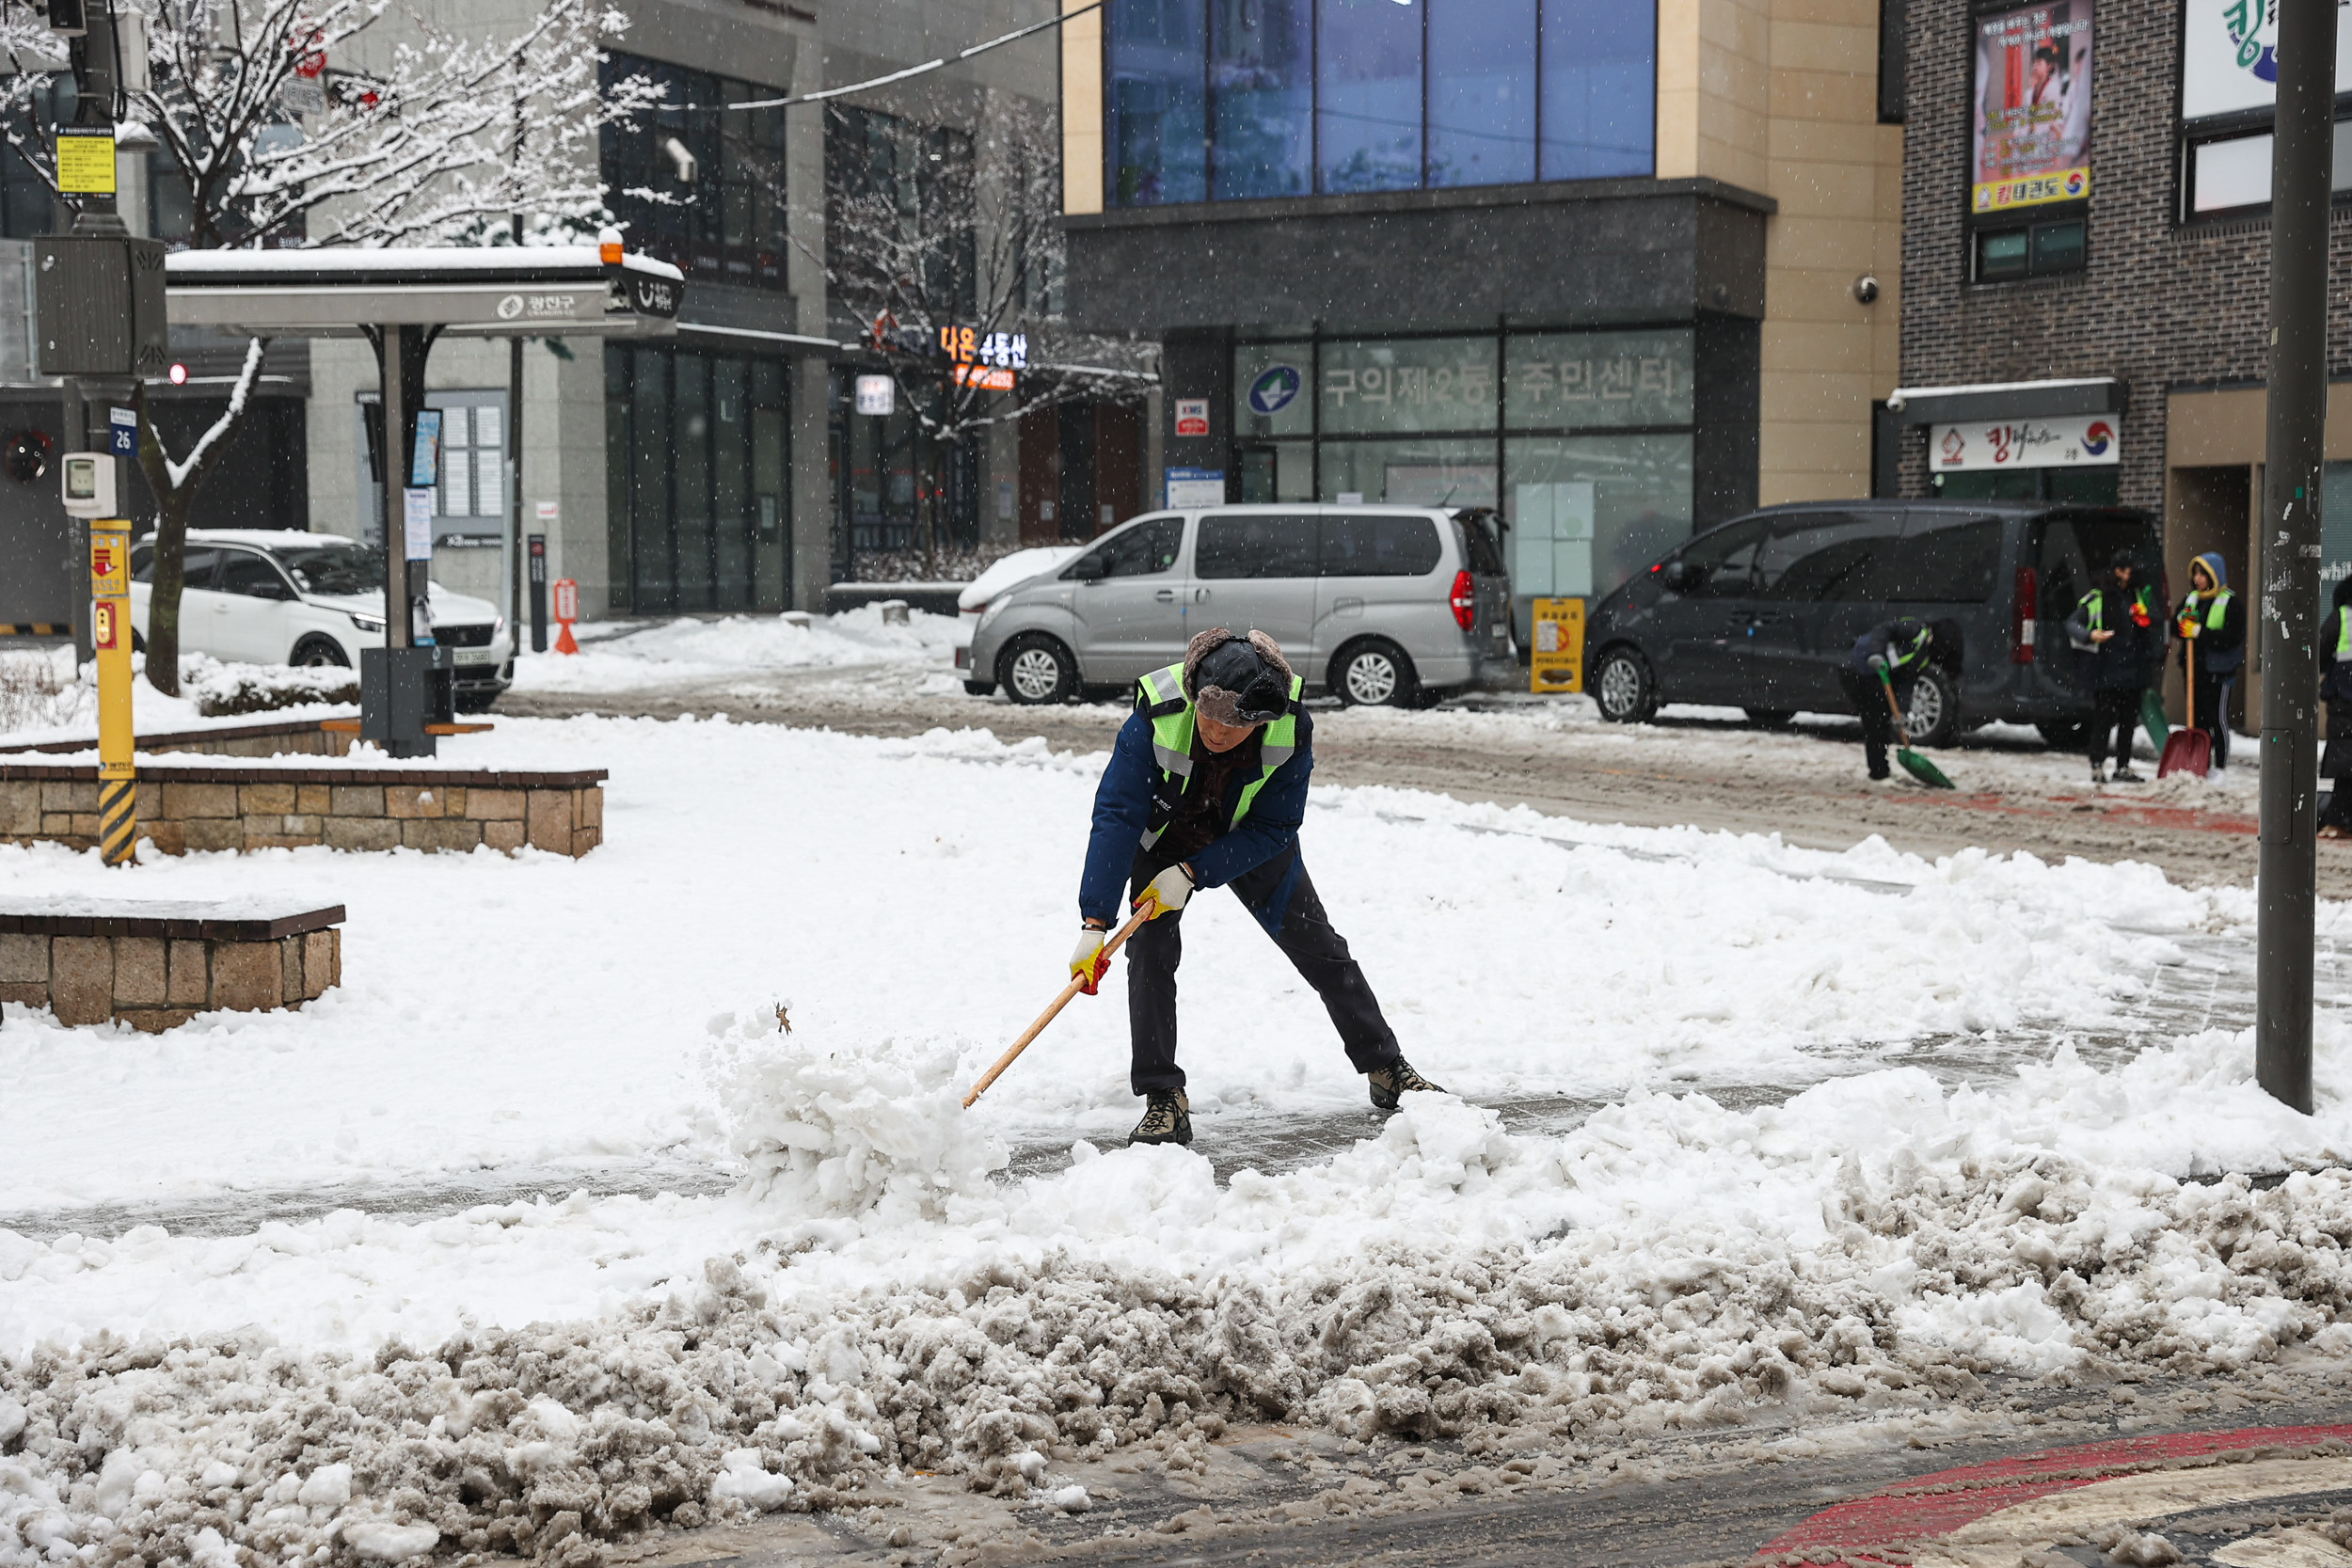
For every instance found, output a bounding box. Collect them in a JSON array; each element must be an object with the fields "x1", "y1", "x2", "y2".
[{"x1": 1897, "y1": 0, "x2": 2352, "y2": 723}]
